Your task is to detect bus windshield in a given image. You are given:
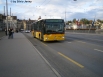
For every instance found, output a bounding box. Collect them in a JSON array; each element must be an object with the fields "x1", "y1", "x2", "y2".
[{"x1": 45, "y1": 23, "x2": 64, "y2": 33}]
